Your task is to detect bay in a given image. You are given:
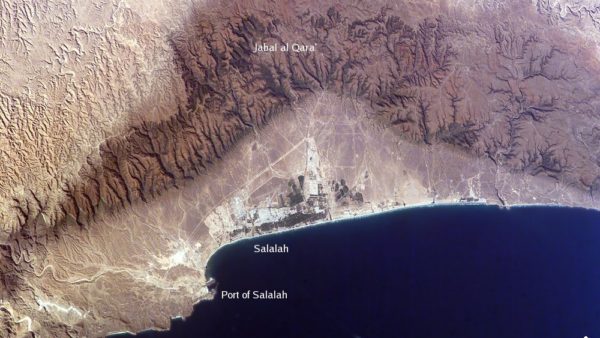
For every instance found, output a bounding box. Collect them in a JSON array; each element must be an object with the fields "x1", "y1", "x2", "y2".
[{"x1": 117, "y1": 205, "x2": 600, "y2": 338}]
